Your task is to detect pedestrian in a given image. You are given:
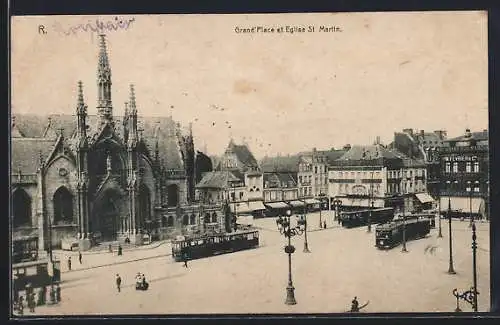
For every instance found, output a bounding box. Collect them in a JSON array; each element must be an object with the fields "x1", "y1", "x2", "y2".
[
  {"x1": 37, "y1": 287, "x2": 45, "y2": 306},
  {"x1": 116, "y1": 274, "x2": 122, "y2": 292},
  {"x1": 18, "y1": 296, "x2": 24, "y2": 315},
  {"x1": 67, "y1": 256, "x2": 72, "y2": 271},
  {"x1": 28, "y1": 293, "x2": 36, "y2": 312},
  {"x1": 55, "y1": 284, "x2": 61, "y2": 302},
  {"x1": 108, "y1": 244, "x2": 113, "y2": 253},
  {"x1": 183, "y1": 253, "x2": 189, "y2": 268},
  {"x1": 351, "y1": 296, "x2": 359, "y2": 312},
  {"x1": 118, "y1": 245, "x2": 123, "y2": 256},
  {"x1": 323, "y1": 220, "x2": 327, "y2": 229},
  {"x1": 78, "y1": 251, "x2": 82, "y2": 264}
]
